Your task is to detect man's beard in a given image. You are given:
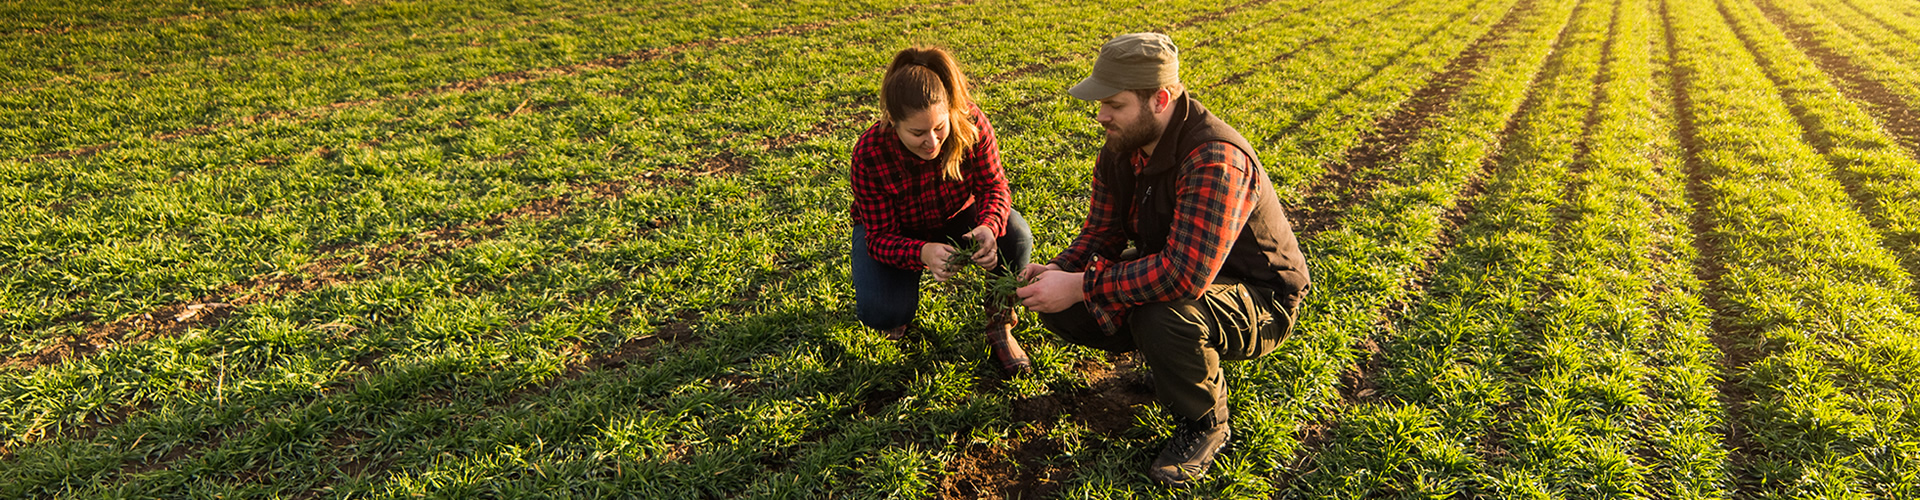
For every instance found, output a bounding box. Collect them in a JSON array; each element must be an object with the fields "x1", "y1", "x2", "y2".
[{"x1": 1102, "y1": 105, "x2": 1162, "y2": 155}]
